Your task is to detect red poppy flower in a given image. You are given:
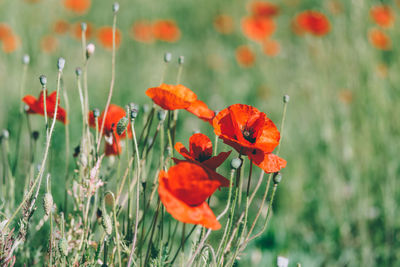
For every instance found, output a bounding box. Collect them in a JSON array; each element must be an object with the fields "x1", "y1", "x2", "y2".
[
  {"x1": 186, "y1": 100, "x2": 215, "y2": 123},
  {"x1": 88, "y1": 104, "x2": 132, "y2": 156},
  {"x1": 1, "y1": 33, "x2": 20, "y2": 53},
  {"x1": 295, "y1": 10, "x2": 330, "y2": 36},
  {"x1": 235, "y1": 45, "x2": 255, "y2": 68},
  {"x1": 213, "y1": 104, "x2": 286, "y2": 173},
  {"x1": 214, "y1": 14, "x2": 234, "y2": 34},
  {"x1": 0, "y1": 23, "x2": 12, "y2": 41},
  {"x1": 370, "y1": 5, "x2": 395, "y2": 28},
  {"x1": 158, "y1": 162, "x2": 228, "y2": 230},
  {"x1": 130, "y1": 20, "x2": 154, "y2": 43},
  {"x1": 63, "y1": 0, "x2": 91, "y2": 15},
  {"x1": 262, "y1": 39, "x2": 280, "y2": 57},
  {"x1": 53, "y1": 20, "x2": 70, "y2": 35},
  {"x1": 146, "y1": 84, "x2": 197, "y2": 110},
  {"x1": 22, "y1": 90, "x2": 67, "y2": 124},
  {"x1": 153, "y1": 20, "x2": 181, "y2": 43},
  {"x1": 250, "y1": 1, "x2": 280, "y2": 18},
  {"x1": 40, "y1": 35, "x2": 59, "y2": 54},
  {"x1": 97, "y1": 26, "x2": 122, "y2": 50},
  {"x1": 368, "y1": 28, "x2": 391, "y2": 50},
  {"x1": 241, "y1": 16, "x2": 276, "y2": 41},
  {"x1": 174, "y1": 133, "x2": 231, "y2": 171}
]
